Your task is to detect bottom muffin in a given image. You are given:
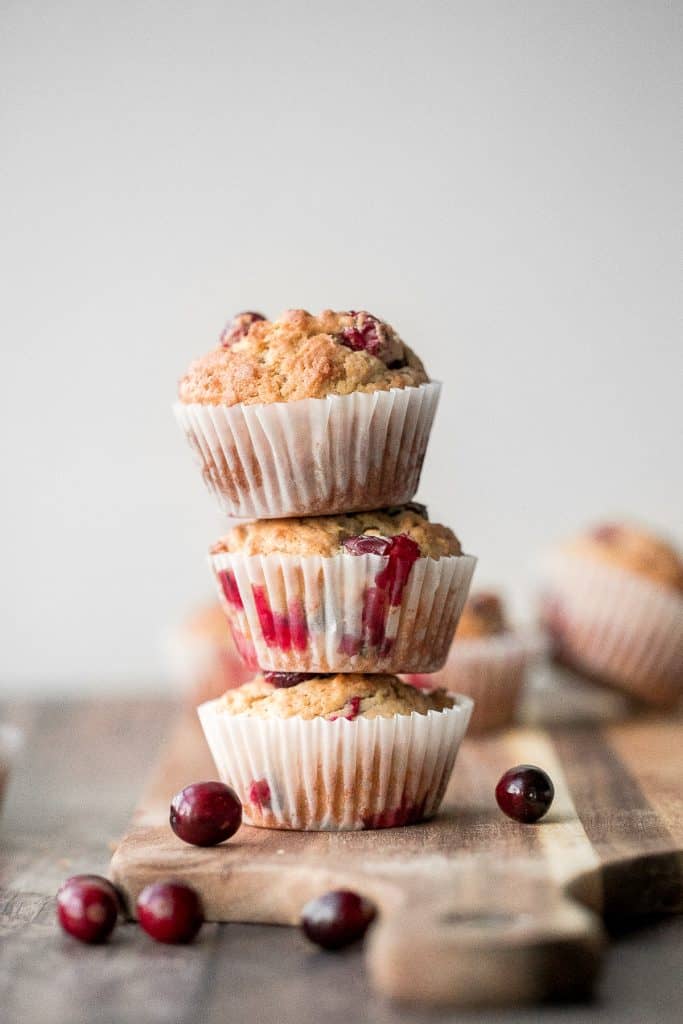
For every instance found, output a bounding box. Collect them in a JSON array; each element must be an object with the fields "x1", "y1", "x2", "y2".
[{"x1": 197, "y1": 673, "x2": 472, "y2": 830}]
